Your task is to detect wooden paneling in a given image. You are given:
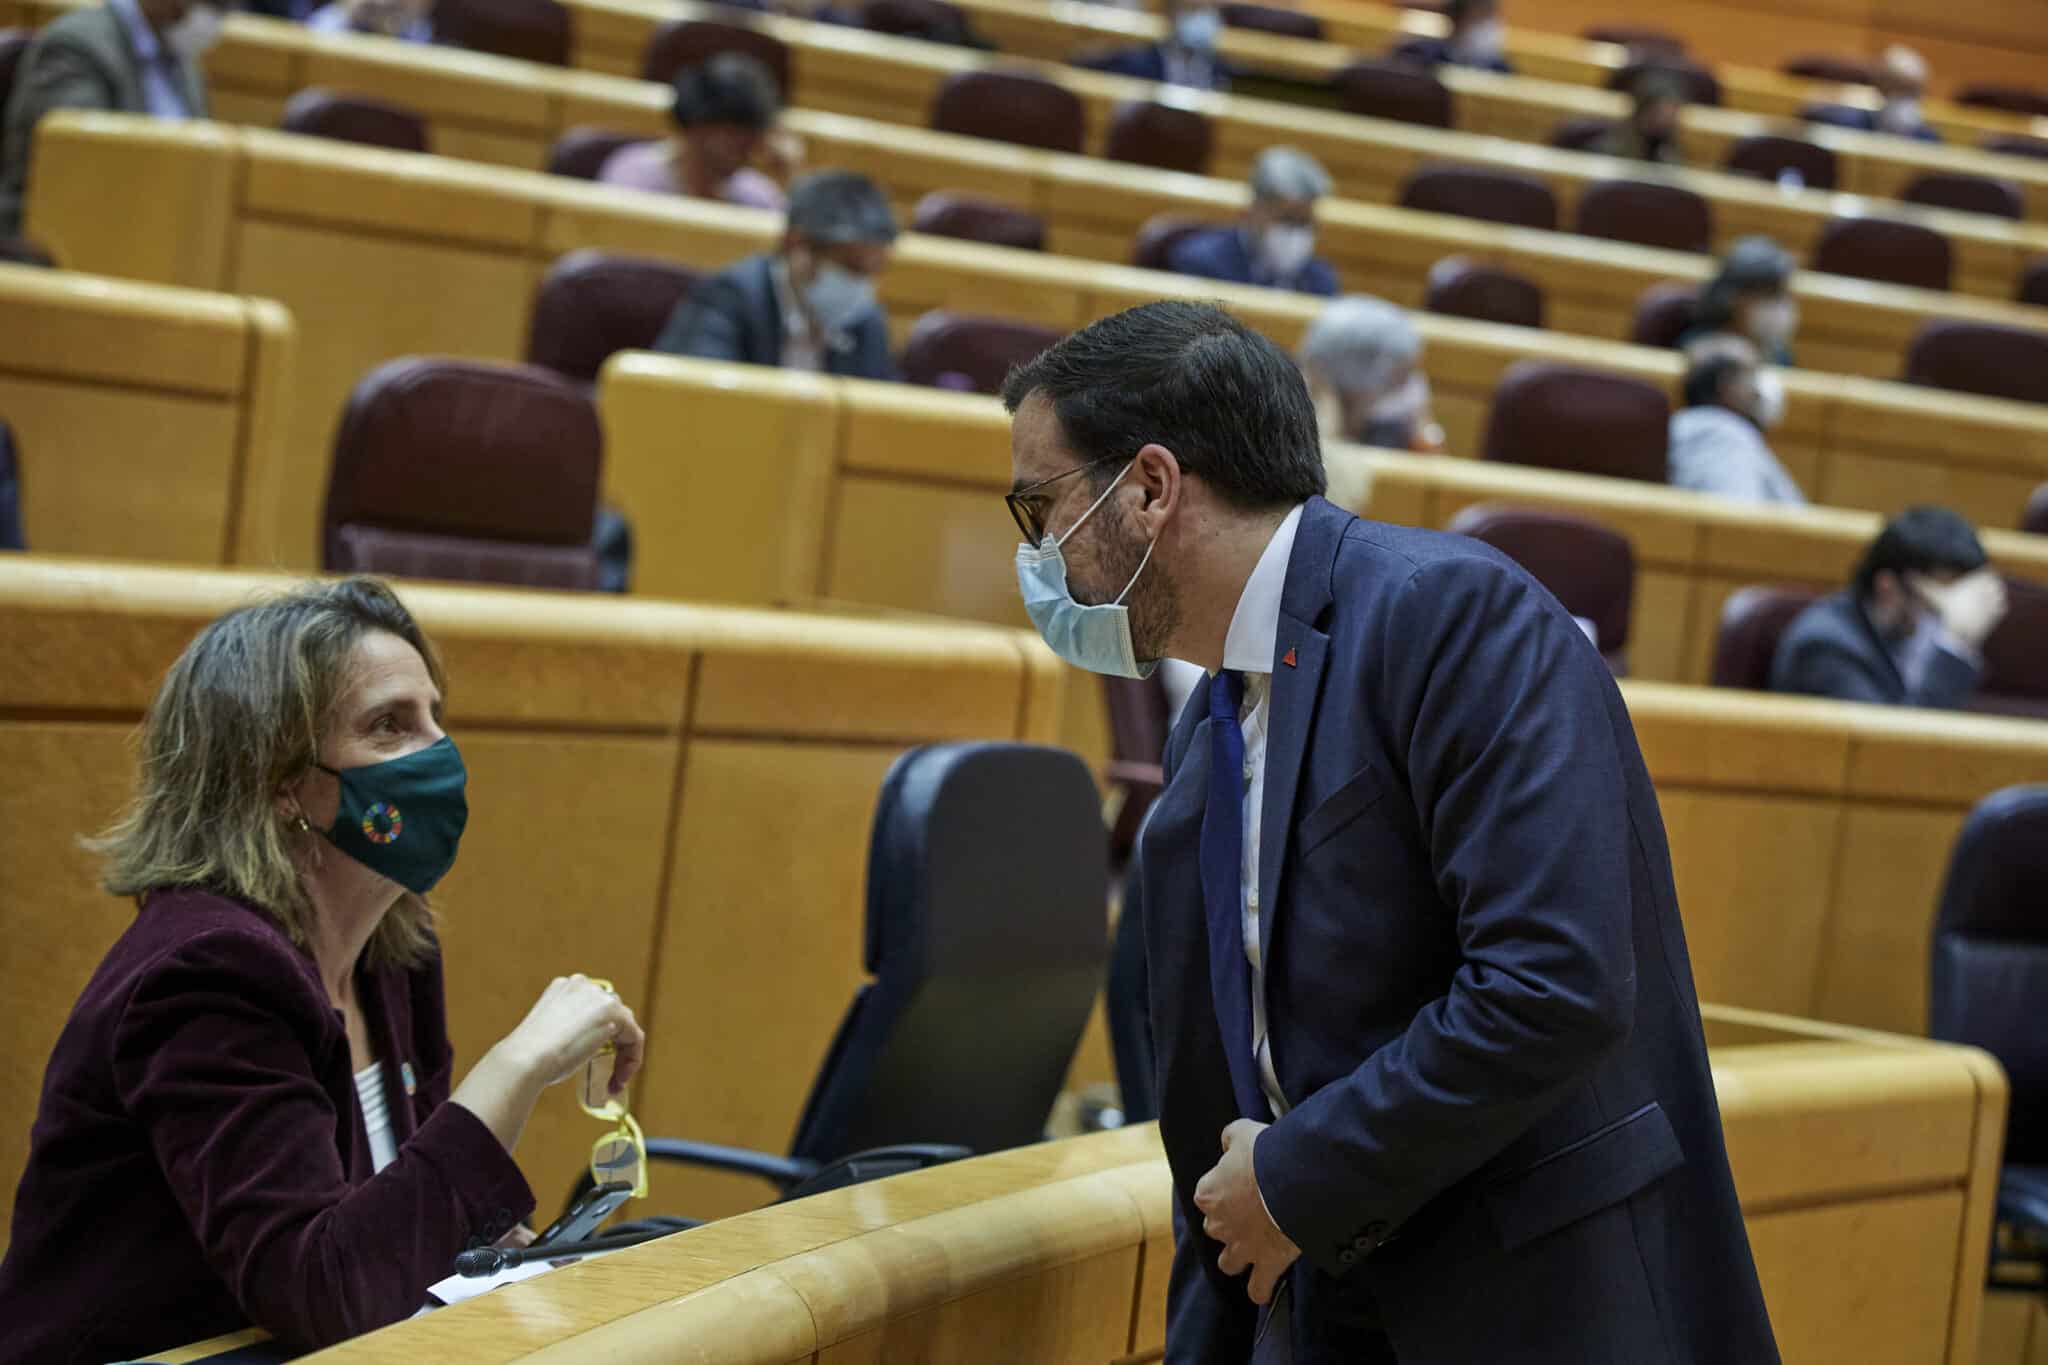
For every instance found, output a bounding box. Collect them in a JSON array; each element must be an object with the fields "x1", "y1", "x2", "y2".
[{"x1": 1748, "y1": 1191, "x2": 1969, "y2": 1365}]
